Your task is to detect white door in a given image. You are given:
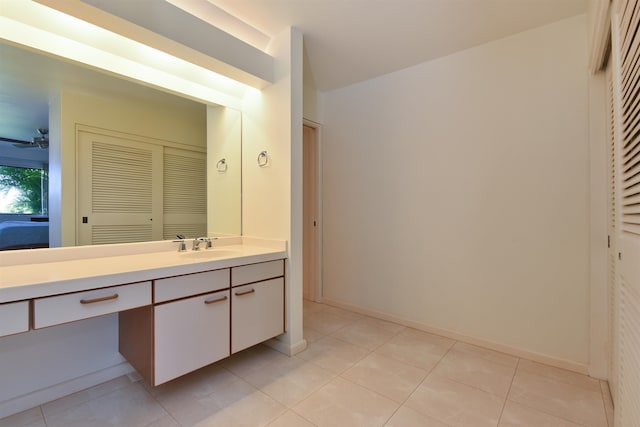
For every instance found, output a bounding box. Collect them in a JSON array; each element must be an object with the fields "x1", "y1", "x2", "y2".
[
  {"x1": 77, "y1": 130, "x2": 163, "y2": 245},
  {"x1": 303, "y1": 124, "x2": 320, "y2": 301}
]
